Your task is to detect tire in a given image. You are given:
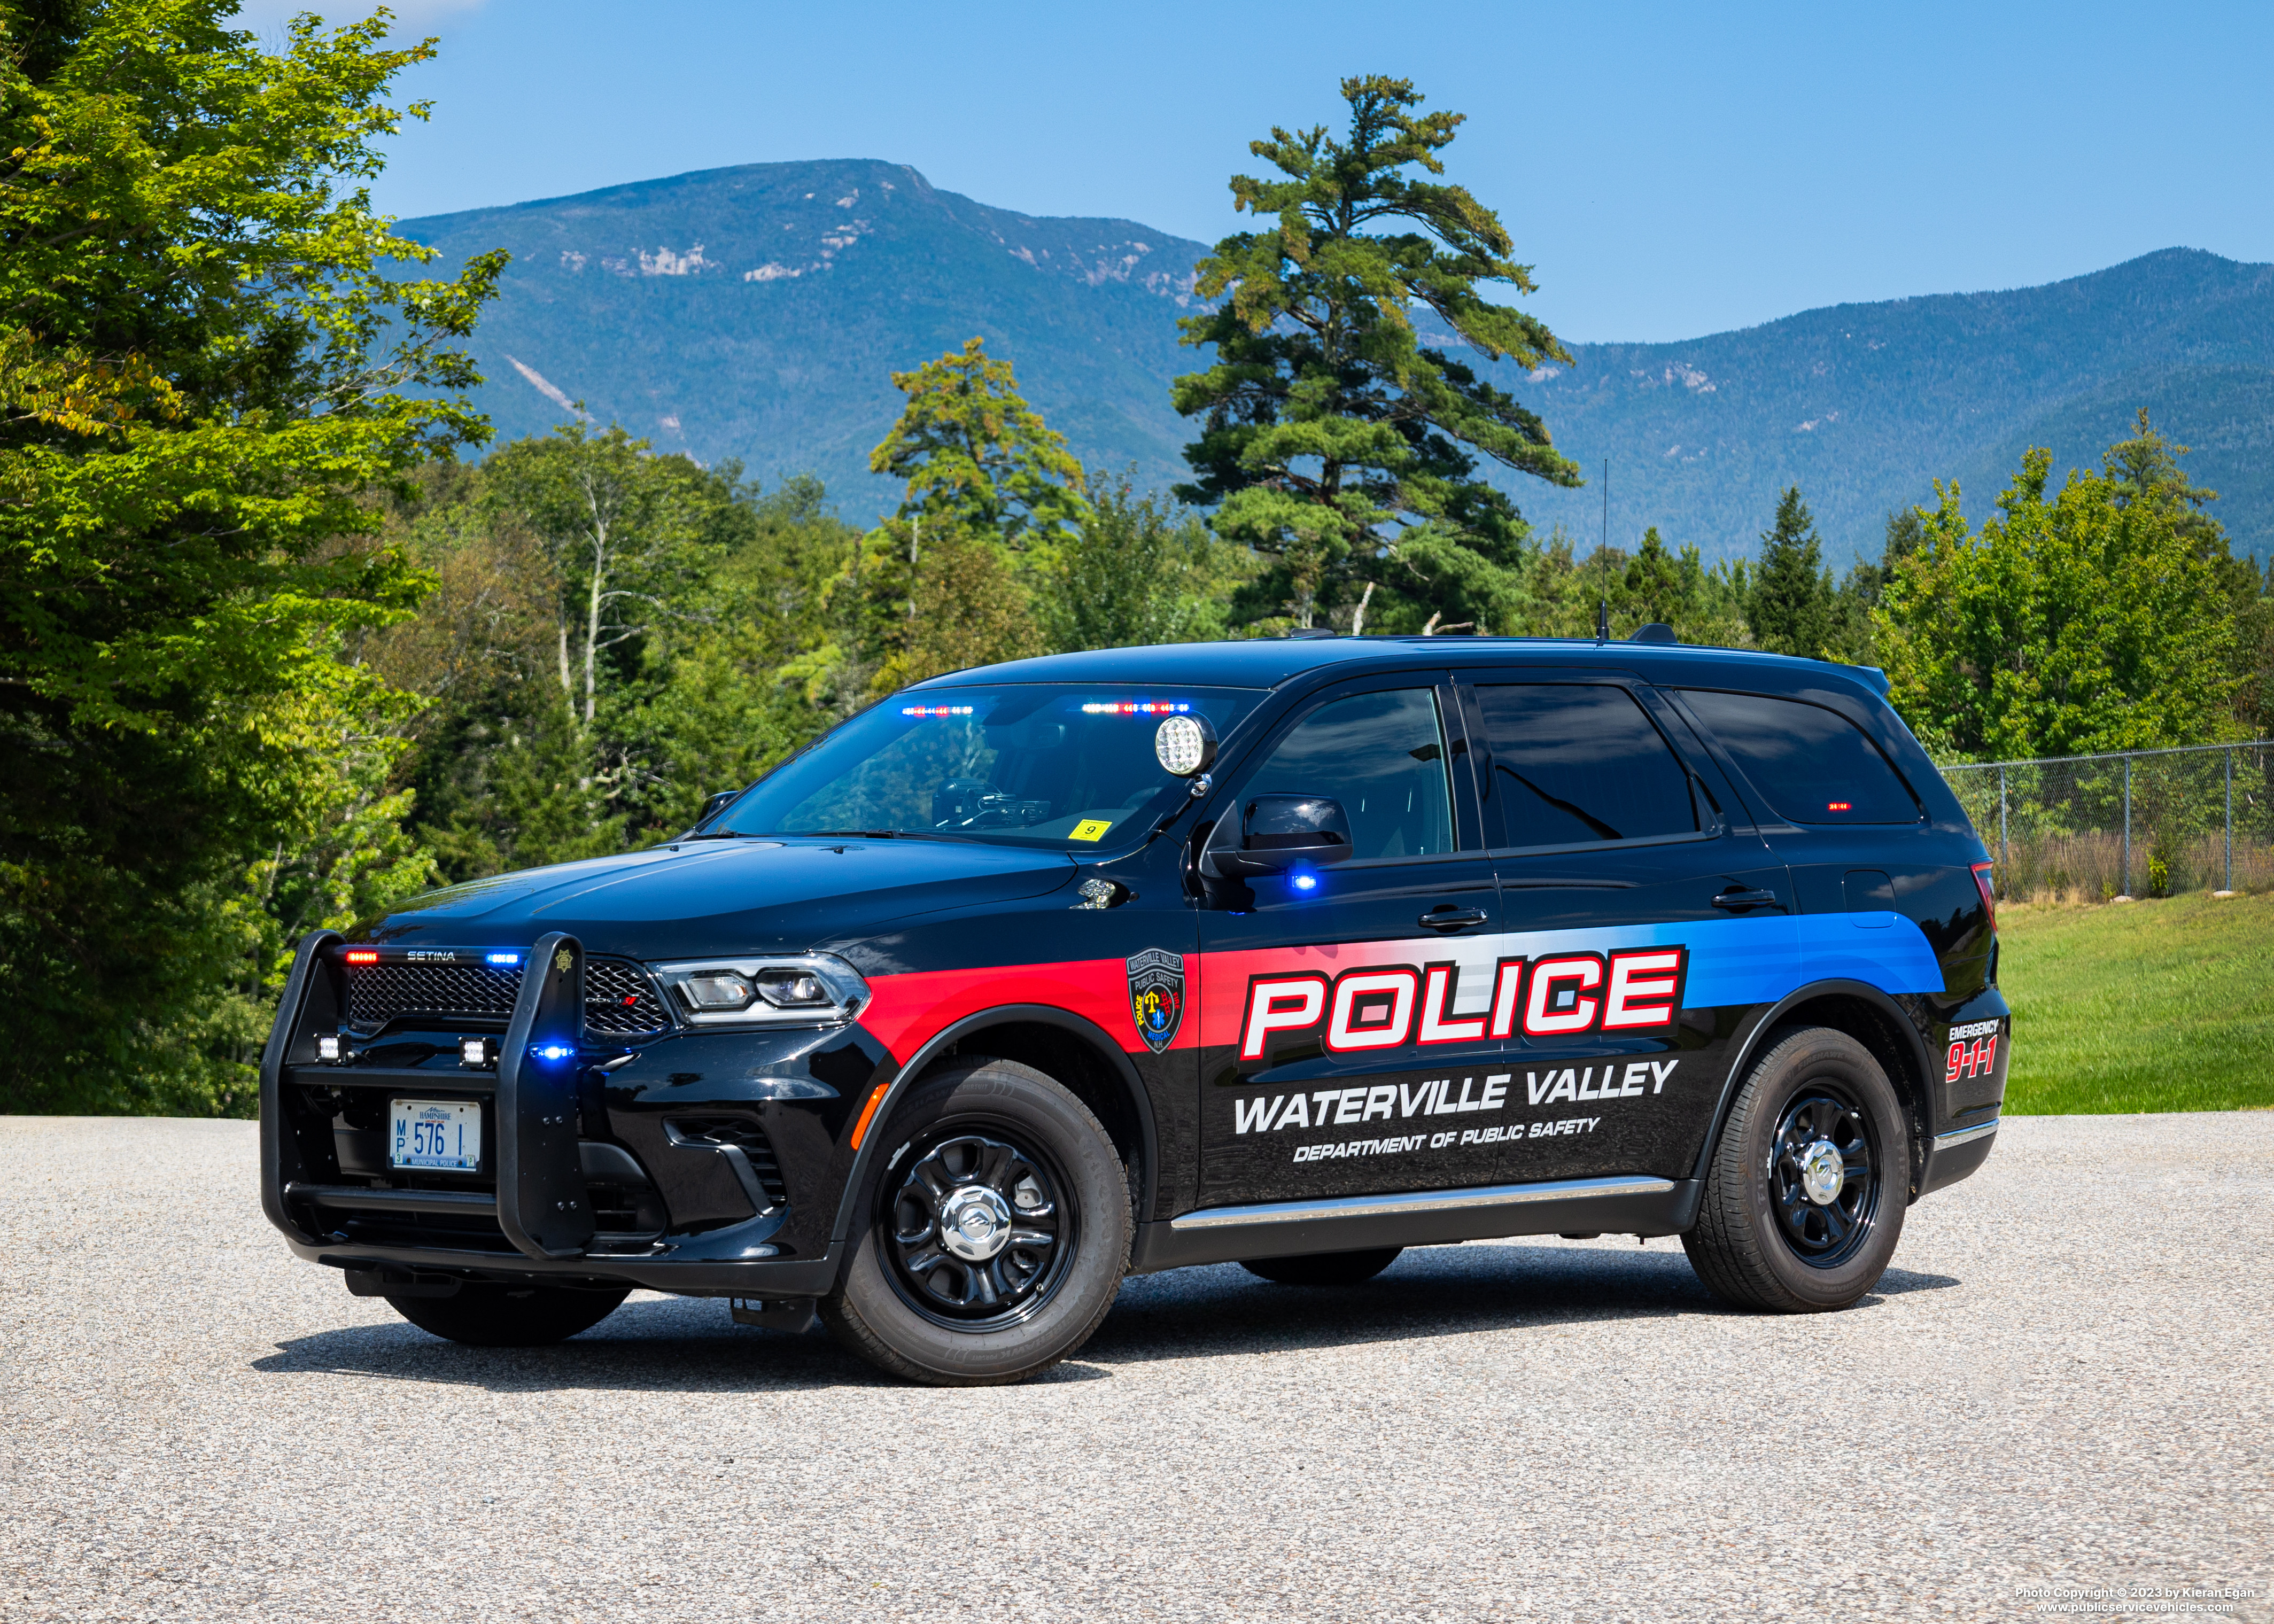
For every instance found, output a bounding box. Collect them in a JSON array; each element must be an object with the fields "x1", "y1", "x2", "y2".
[
  {"x1": 1241, "y1": 1247, "x2": 1403, "y2": 1286},
  {"x1": 820, "y1": 1058, "x2": 1131, "y2": 1386},
  {"x1": 385, "y1": 1283, "x2": 629, "y2": 1346},
  {"x1": 1683, "y1": 1024, "x2": 1908, "y2": 1313}
]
